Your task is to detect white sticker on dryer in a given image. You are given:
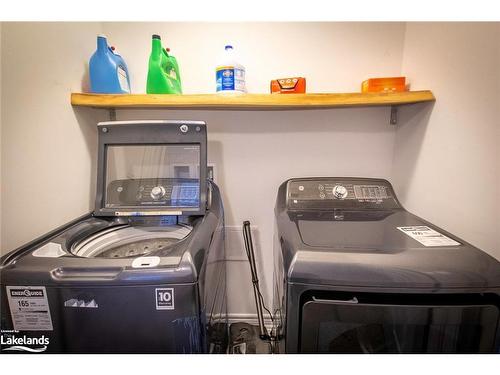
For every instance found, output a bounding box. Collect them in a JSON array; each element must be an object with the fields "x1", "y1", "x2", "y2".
[
  {"x1": 6, "y1": 286, "x2": 53, "y2": 331},
  {"x1": 397, "y1": 226, "x2": 460, "y2": 247}
]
